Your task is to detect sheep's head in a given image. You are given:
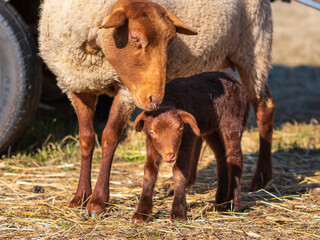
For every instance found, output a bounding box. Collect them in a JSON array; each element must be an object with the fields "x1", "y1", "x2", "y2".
[
  {"x1": 99, "y1": 0, "x2": 197, "y2": 110},
  {"x1": 135, "y1": 108, "x2": 200, "y2": 163}
]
